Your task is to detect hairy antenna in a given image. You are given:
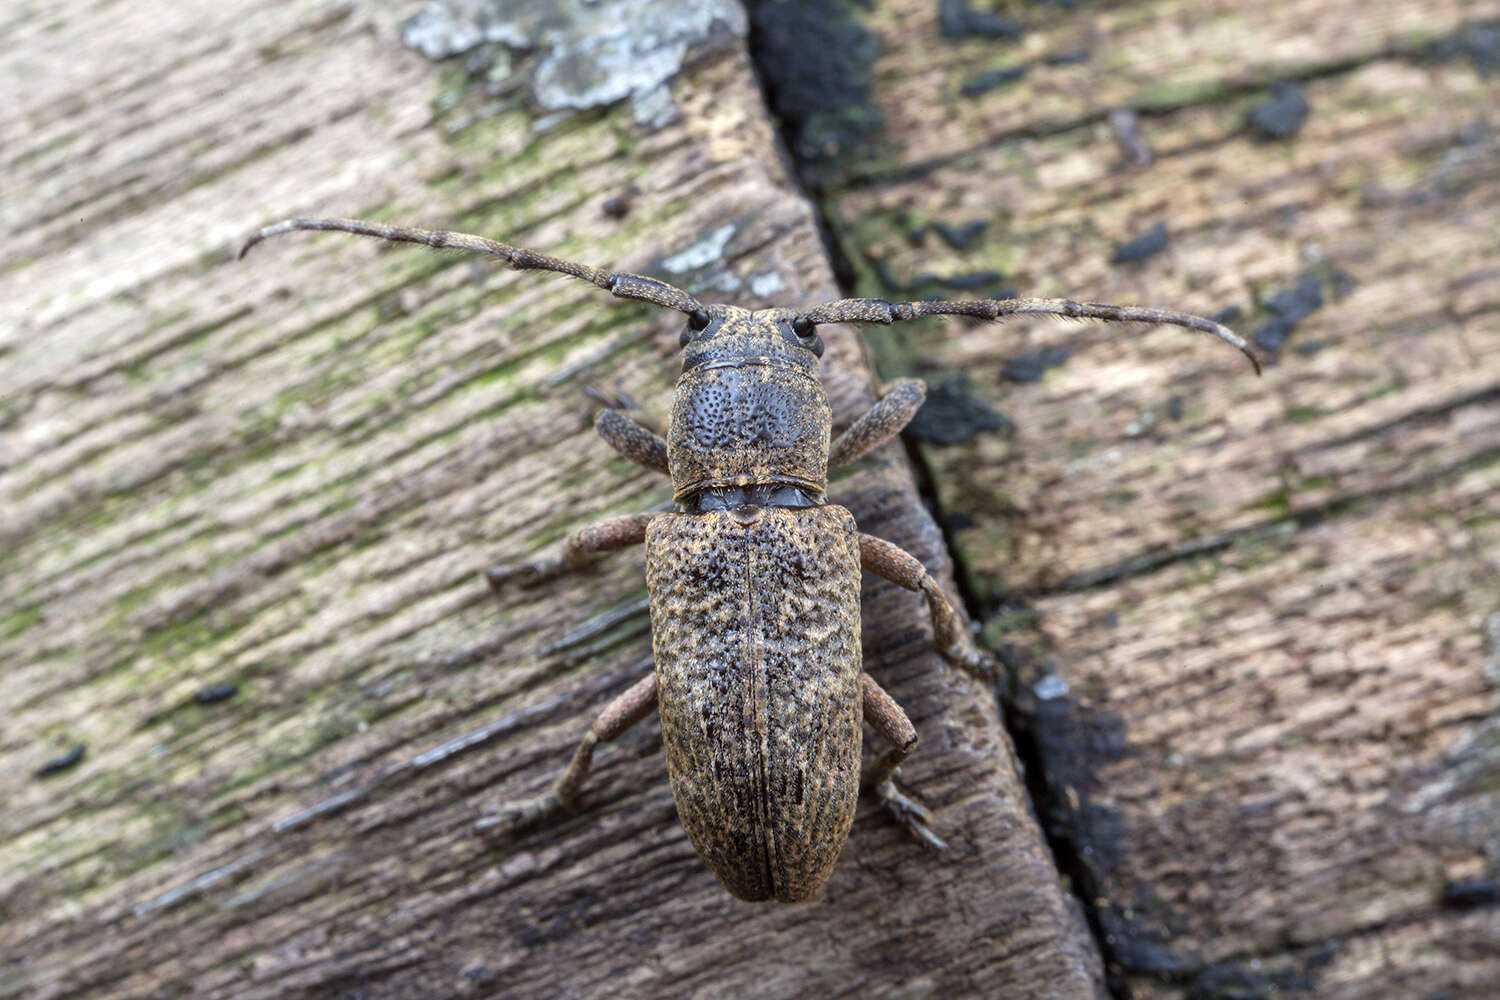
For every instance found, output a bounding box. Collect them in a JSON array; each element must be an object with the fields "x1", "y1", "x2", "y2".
[
  {"x1": 239, "y1": 218, "x2": 708, "y2": 318},
  {"x1": 795, "y1": 295, "x2": 1261, "y2": 375}
]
